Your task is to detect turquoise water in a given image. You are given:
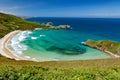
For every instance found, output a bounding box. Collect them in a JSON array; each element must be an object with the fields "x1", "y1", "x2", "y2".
[
  {"x1": 8, "y1": 29, "x2": 111, "y2": 61},
  {"x1": 9, "y1": 17, "x2": 120, "y2": 61}
]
